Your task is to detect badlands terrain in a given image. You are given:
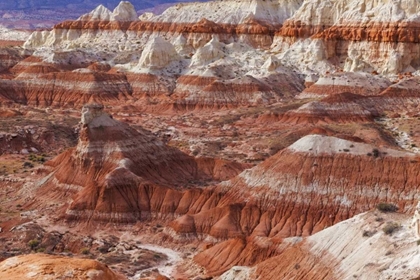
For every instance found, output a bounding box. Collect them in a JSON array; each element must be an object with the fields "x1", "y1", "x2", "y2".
[{"x1": 2, "y1": 0, "x2": 420, "y2": 279}]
